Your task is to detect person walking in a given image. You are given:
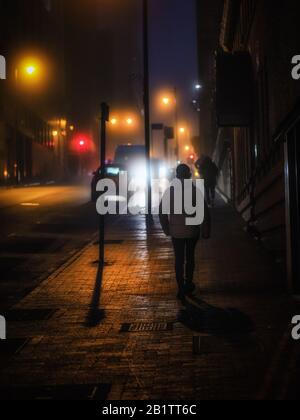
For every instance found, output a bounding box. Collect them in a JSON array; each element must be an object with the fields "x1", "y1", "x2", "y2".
[
  {"x1": 159, "y1": 164, "x2": 211, "y2": 301},
  {"x1": 195, "y1": 156, "x2": 219, "y2": 207}
]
